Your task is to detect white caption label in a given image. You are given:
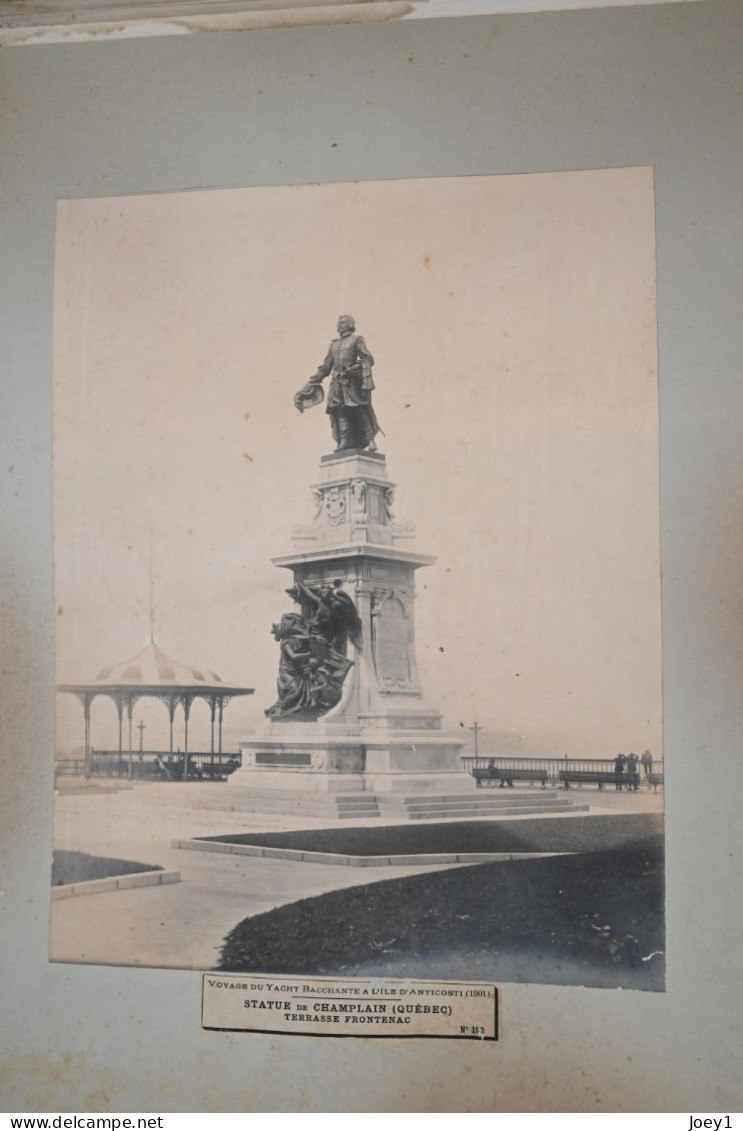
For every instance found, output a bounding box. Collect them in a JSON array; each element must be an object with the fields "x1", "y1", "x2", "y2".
[{"x1": 202, "y1": 974, "x2": 498, "y2": 1040}]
